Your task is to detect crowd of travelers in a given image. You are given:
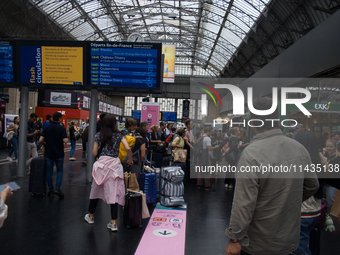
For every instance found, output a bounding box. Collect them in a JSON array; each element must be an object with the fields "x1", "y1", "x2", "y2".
[{"x1": 1, "y1": 99, "x2": 340, "y2": 255}]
